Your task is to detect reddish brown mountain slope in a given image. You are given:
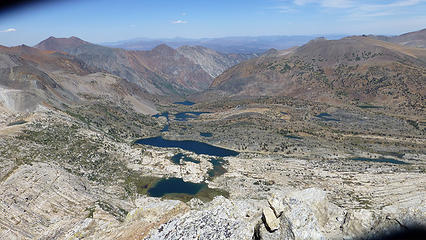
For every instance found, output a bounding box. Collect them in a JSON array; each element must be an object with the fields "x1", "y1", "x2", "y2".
[
  {"x1": 210, "y1": 37, "x2": 426, "y2": 108},
  {"x1": 34, "y1": 37, "x2": 217, "y2": 95},
  {"x1": 35, "y1": 36, "x2": 91, "y2": 53},
  {"x1": 0, "y1": 44, "x2": 93, "y2": 75},
  {"x1": 373, "y1": 28, "x2": 426, "y2": 48},
  {"x1": 131, "y1": 44, "x2": 212, "y2": 90},
  {"x1": 0, "y1": 45, "x2": 156, "y2": 113}
]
